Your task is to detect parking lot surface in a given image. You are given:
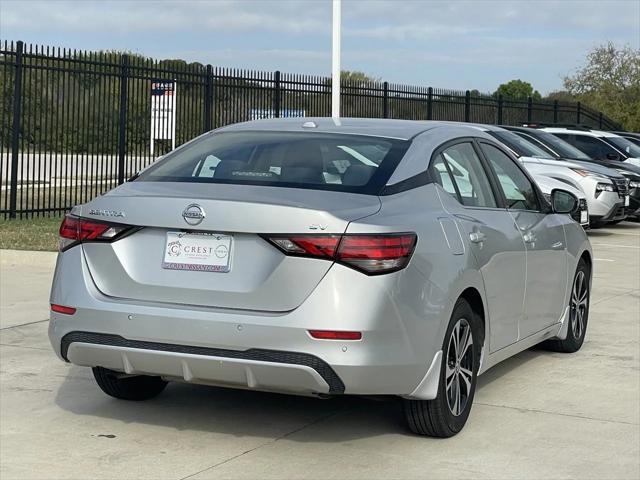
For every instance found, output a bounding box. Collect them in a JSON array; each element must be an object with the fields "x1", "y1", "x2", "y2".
[{"x1": 1, "y1": 223, "x2": 639, "y2": 480}]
